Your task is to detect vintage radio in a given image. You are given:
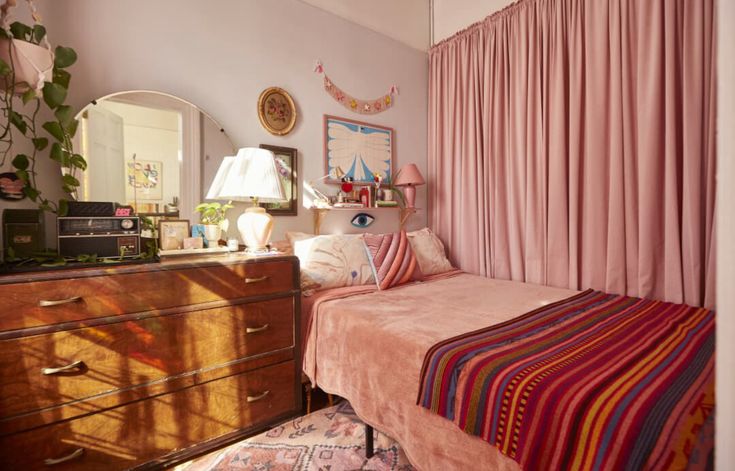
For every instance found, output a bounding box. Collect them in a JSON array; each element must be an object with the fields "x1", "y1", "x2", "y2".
[
  {"x1": 57, "y1": 216, "x2": 140, "y2": 258},
  {"x1": 2, "y1": 209, "x2": 44, "y2": 259}
]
